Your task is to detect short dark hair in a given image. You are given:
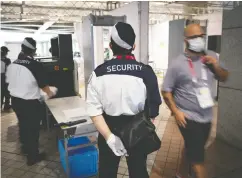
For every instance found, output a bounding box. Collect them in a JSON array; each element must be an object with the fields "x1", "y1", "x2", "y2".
[
  {"x1": 110, "y1": 38, "x2": 132, "y2": 55},
  {"x1": 21, "y1": 37, "x2": 36, "y2": 55},
  {"x1": 1, "y1": 46, "x2": 9, "y2": 56}
]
